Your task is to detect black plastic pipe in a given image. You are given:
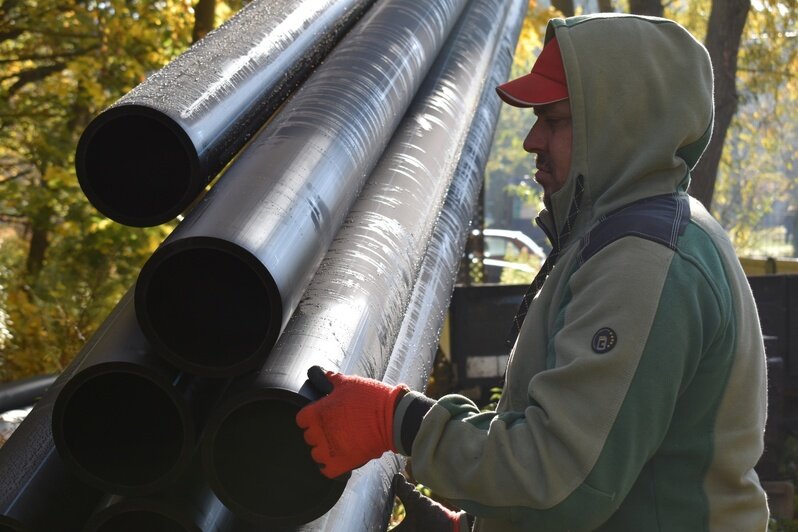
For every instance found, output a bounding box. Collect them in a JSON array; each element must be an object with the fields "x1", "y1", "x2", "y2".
[
  {"x1": 0, "y1": 373, "x2": 57, "y2": 413},
  {"x1": 199, "y1": 0, "x2": 509, "y2": 526},
  {"x1": 293, "y1": 2, "x2": 527, "y2": 527},
  {"x1": 0, "y1": 444, "x2": 101, "y2": 532},
  {"x1": 51, "y1": 292, "x2": 229, "y2": 496},
  {"x1": 76, "y1": 0, "x2": 376, "y2": 227},
  {"x1": 86, "y1": 493, "x2": 233, "y2": 532},
  {"x1": 84, "y1": 460, "x2": 260, "y2": 532},
  {"x1": 0, "y1": 320, "x2": 118, "y2": 530},
  {"x1": 135, "y1": 0, "x2": 468, "y2": 377}
]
